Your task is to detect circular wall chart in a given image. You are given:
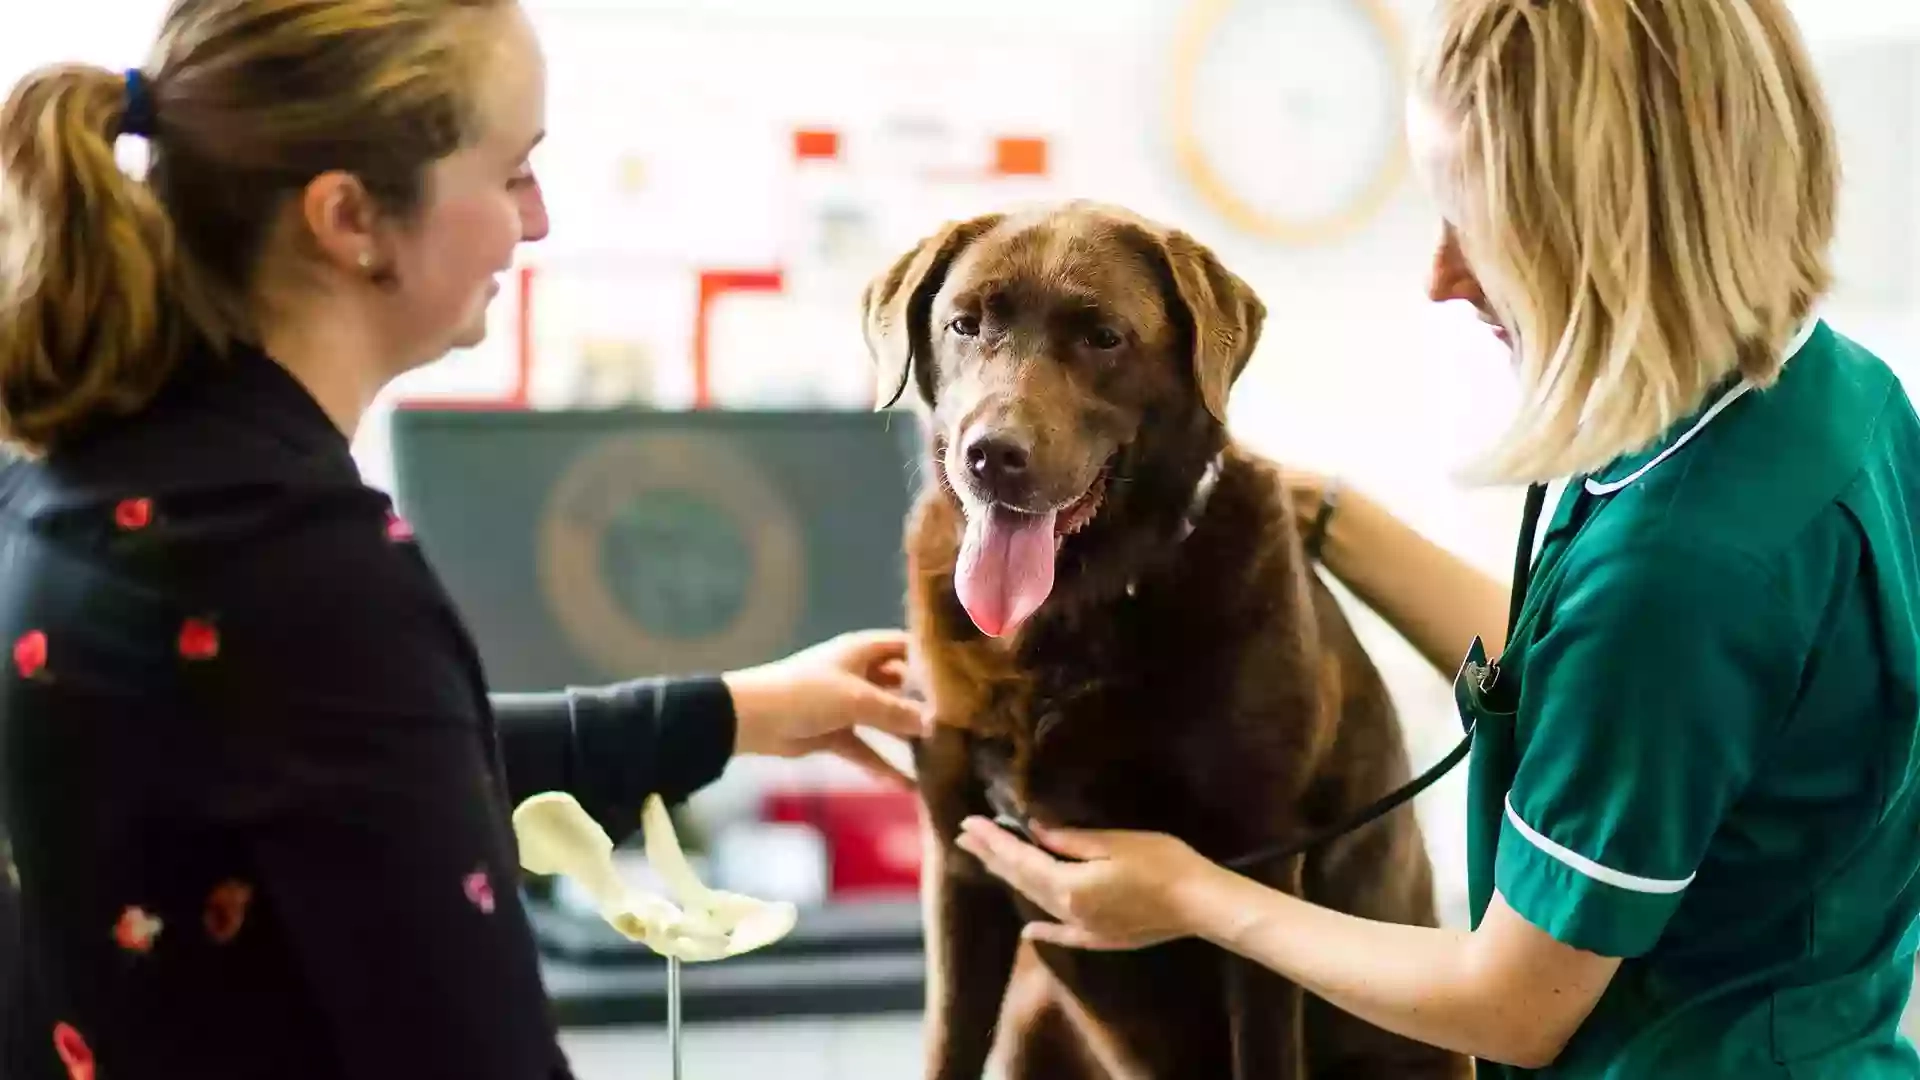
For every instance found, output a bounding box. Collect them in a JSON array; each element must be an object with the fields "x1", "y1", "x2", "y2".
[{"x1": 537, "y1": 431, "x2": 806, "y2": 677}]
